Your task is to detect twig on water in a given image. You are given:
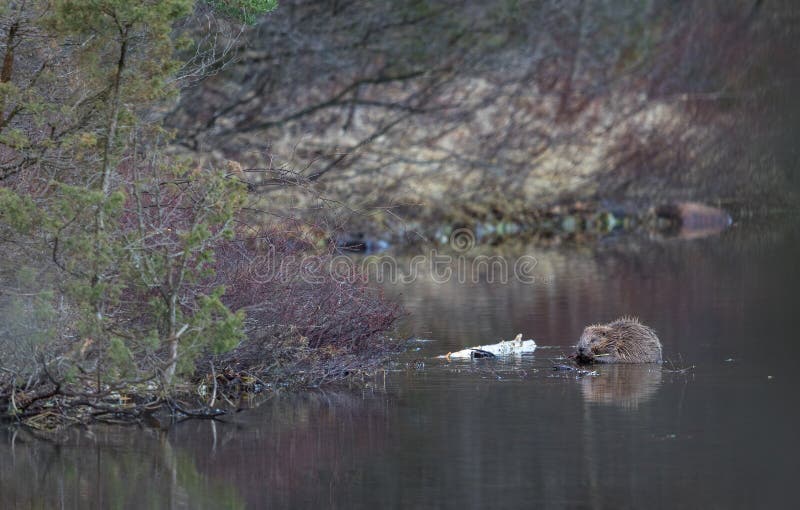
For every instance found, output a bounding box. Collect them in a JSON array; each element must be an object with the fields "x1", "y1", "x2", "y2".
[{"x1": 663, "y1": 355, "x2": 695, "y2": 373}]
